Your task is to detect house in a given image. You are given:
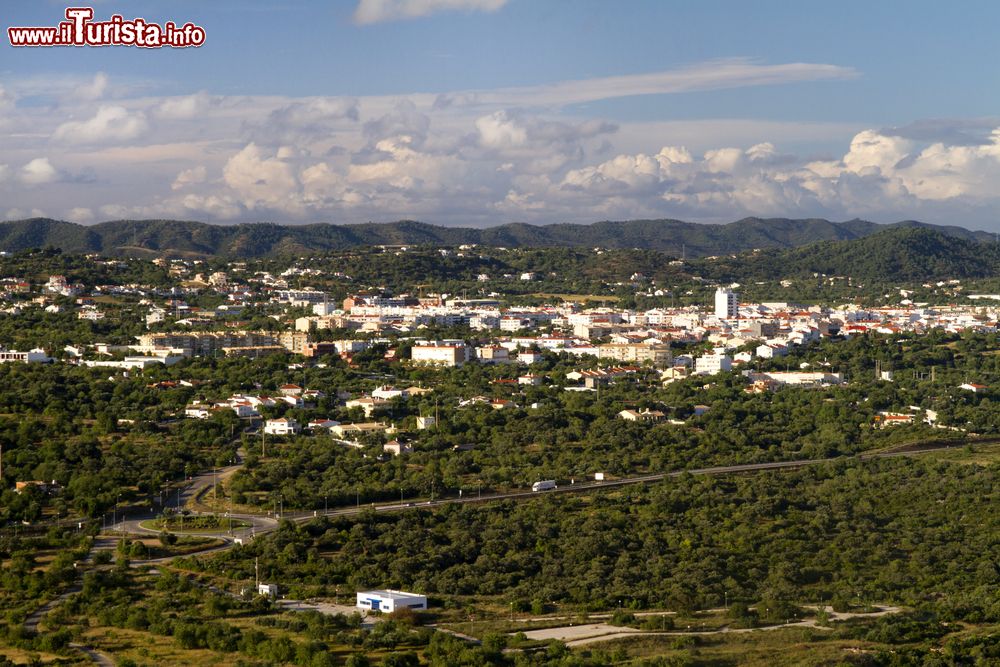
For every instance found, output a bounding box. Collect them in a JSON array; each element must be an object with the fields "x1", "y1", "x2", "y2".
[
  {"x1": 331, "y1": 422, "x2": 393, "y2": 439},
  {"x1": 959, "y1": 383, "x2": 988, "y2": 393},
  {"x1": 516, "y1": 351, "x2": 543, "y2": 365},
  {"x1": 279, "y1": 384, "x2": 303, "y2": 396},
  {"x1": 476, "y1": 346, "x2": 510, "y2": 364},
  {"x1": 185, "y1": 404, "x2": 212, "y2": 419},
  {"x1": 371, "y1": 385, "x2": 407, "y2": 401},
  {"x1": 228, "y1": 402, "x2": 259, "y2": 418},
  {"x1": 383, "y1": 440, "x2": 413, "y2": 456},
  {"x1": 618, "y1": 409, "x2": 666, "y2": 422},
  {"x1": 278, "y1": 395, "x2": 305, "y2": 409},
  {"x1": 345, "y1": 396, "x2": 390, "y2": 418},
  {"x1": 876, "y1": 412, "x2": 914, "y2": 427},
  {"x1": 308, "y1": 419, "x2": 340, "y2": 431},
  {"x1": 257, "y1": 583, "x2": 279, "y2": 598},
  {"x1": 416, "y1": 416, "x2": 436, "y2": 430},
  {"x1": 518, "y1": 374, "x2": 544, "y2": 386},
  {"x1": 264, "y1": 418, "x2": 301, "y2": 436}
]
